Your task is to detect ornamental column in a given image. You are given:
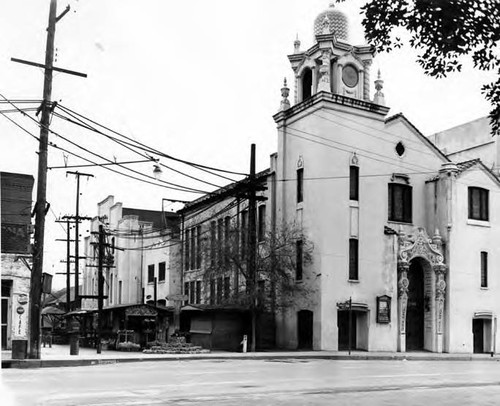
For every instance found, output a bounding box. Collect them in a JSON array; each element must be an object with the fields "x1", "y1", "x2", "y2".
[
  {"x1": 434, "y1": 263, "x2": 447, "y2": 353},
  {"x1": 398, "y1": 262, "x2": 410, "y2": 352}
]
